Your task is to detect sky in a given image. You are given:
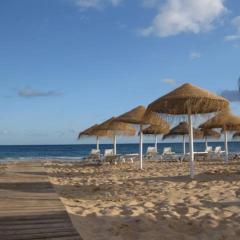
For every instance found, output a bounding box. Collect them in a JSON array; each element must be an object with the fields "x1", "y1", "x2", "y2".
[{"x1": 0, "y1": 0, "x2": 240, "y2": 145}]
